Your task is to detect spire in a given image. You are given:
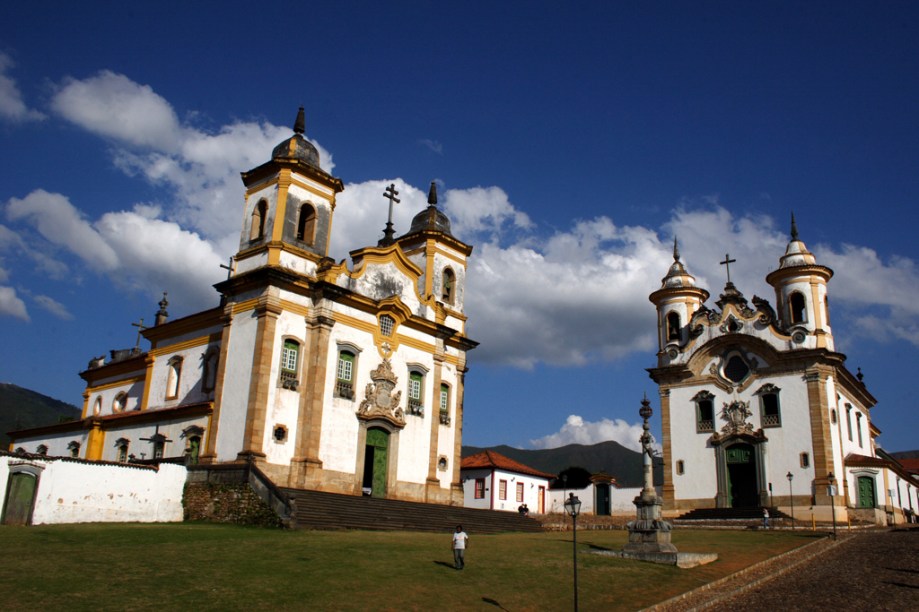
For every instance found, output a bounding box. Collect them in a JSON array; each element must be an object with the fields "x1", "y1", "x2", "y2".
[
  {"x1": 673, "y1": 237, "x2": 680, "y2": 262},
  {"x1": 427, "y1": 181, "x2": 438, "y2": 207},
  {"x1": 790, "y1": 212, "x2": 799, "y2": 241},
  {"x1": 293, "y1": 106, "x2": 305, "y2": 135}
]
